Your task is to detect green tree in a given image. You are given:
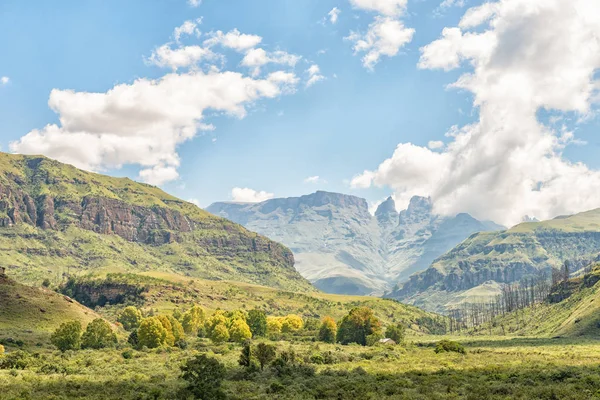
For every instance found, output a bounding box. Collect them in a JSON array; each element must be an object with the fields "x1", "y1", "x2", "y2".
[
  {"x1": 247, "y1": 309, "x2": 267, "y2": 337},
  {"x1": 318, "y1": 316, "x2": 337, "y2": 343},
  {"x1": 138, "y1": 317, "x2": 167, "y2": 349},
  {"x1": 238, "y1": 341, "x2": 253, "y2": 368},
  {"x1": 255, "y1": 343, "x2": 277, "y2": 370},
  {"x1": 385, "y1": 323, "x2": 405, "y2": 344},
  {"x1": 118, "y1": 306, "x2": 143, "y2": 331},
  {"x1": 51, "y1": 320, "x2": 82, "y2": 352},
  {"x1": 336, "y1": 307, "x2": 382, "y2": 346},
  {"x1": 210, "y1": 323, "x2": 230, "y2": 344},
  {"x1": 182, "y1": 304, "x2": 206, "y2": 335},
  {"x1": 81, "y1": 319, "x2": 117, "y2": 349},
  {"x1": 180, "y1": 354, "x2": 226, "y2": 400},
  {"x1": 229, "y1": 318, "x2": 252, "y2": 343}
]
